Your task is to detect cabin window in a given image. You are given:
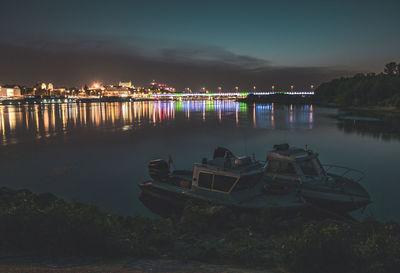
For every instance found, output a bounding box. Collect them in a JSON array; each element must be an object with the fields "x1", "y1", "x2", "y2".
[
  {"x1": 299, "y1": 160, "x2": 318, "y2": 176},
  {"x1": 267, "y1": 160, "x2": 297, "y2": 175},
  {"x1": 198, "y1": 172, "x2": 213, "y2": 189},
  {"x1": 213, "y1": 175, "x2": 237, "y2": 192},
  {"x1": 232, "y1": 173, "x2": 262, "y2": 192}
]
